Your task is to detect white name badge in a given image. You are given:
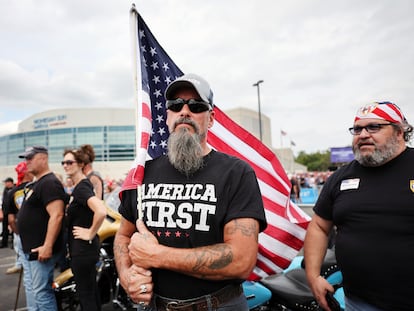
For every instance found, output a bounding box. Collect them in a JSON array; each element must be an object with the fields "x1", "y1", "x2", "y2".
[{"x1": 340, "y1": 178, "x2": 360, "y2": 191}]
